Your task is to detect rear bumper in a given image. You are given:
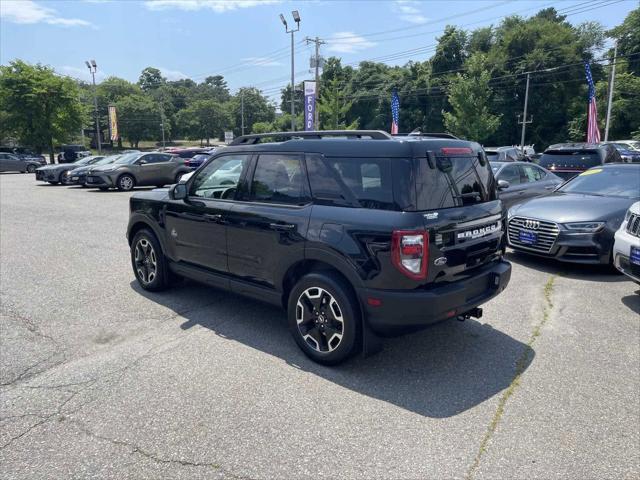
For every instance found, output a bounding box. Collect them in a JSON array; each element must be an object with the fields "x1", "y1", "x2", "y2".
[{"x1": 357, "y1": 260, "x2": 511, "y2": 335}]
